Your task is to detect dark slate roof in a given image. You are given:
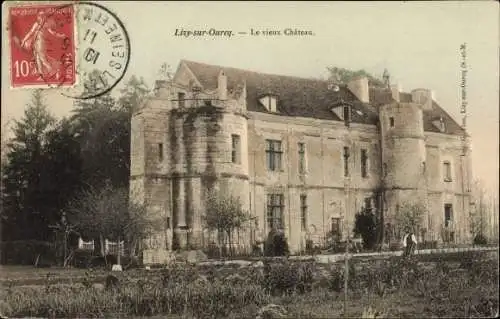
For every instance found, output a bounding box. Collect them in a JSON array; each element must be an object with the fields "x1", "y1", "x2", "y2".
[
  {"x1": 182, "y1": 60, "x2": 465, "y2": 135},
  {"x1": 182, "y1": 60, "x2": 378, "y2": 125}
]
